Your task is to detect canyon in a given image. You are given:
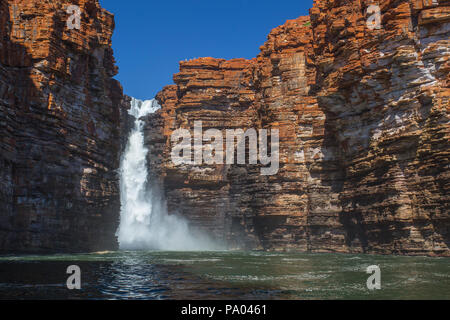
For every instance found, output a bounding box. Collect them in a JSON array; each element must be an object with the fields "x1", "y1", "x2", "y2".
[{"x1": 0, "y1": 0, "x2": 448, "y2": 256}]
